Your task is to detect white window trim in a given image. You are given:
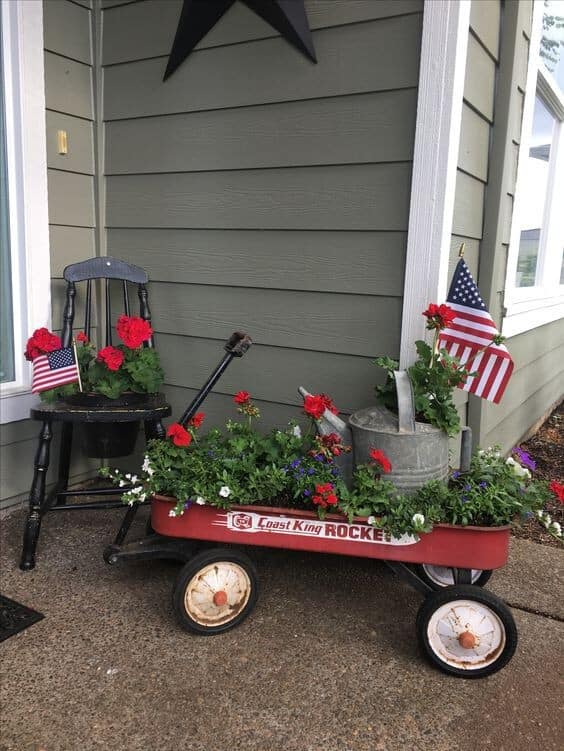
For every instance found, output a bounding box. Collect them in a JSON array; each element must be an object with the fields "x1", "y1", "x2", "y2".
[
  {"x1": 502, "y1": 0, "x2": 564, "y2": 338},
  {"x1": 0, "y1": 0, "x2": 50, "y2": 423},
  {"x1": 400, "y1": 0, "x2": 471, "y2": 367}
]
